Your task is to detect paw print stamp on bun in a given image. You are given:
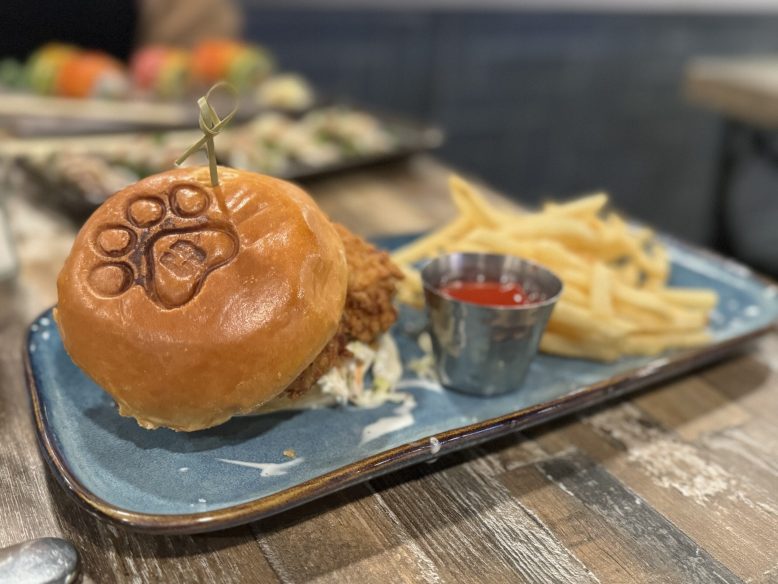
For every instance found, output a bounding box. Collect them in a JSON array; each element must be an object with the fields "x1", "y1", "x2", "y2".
[{"x1": 88, "y1": 182, "x2": 238, "y2": 308}]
